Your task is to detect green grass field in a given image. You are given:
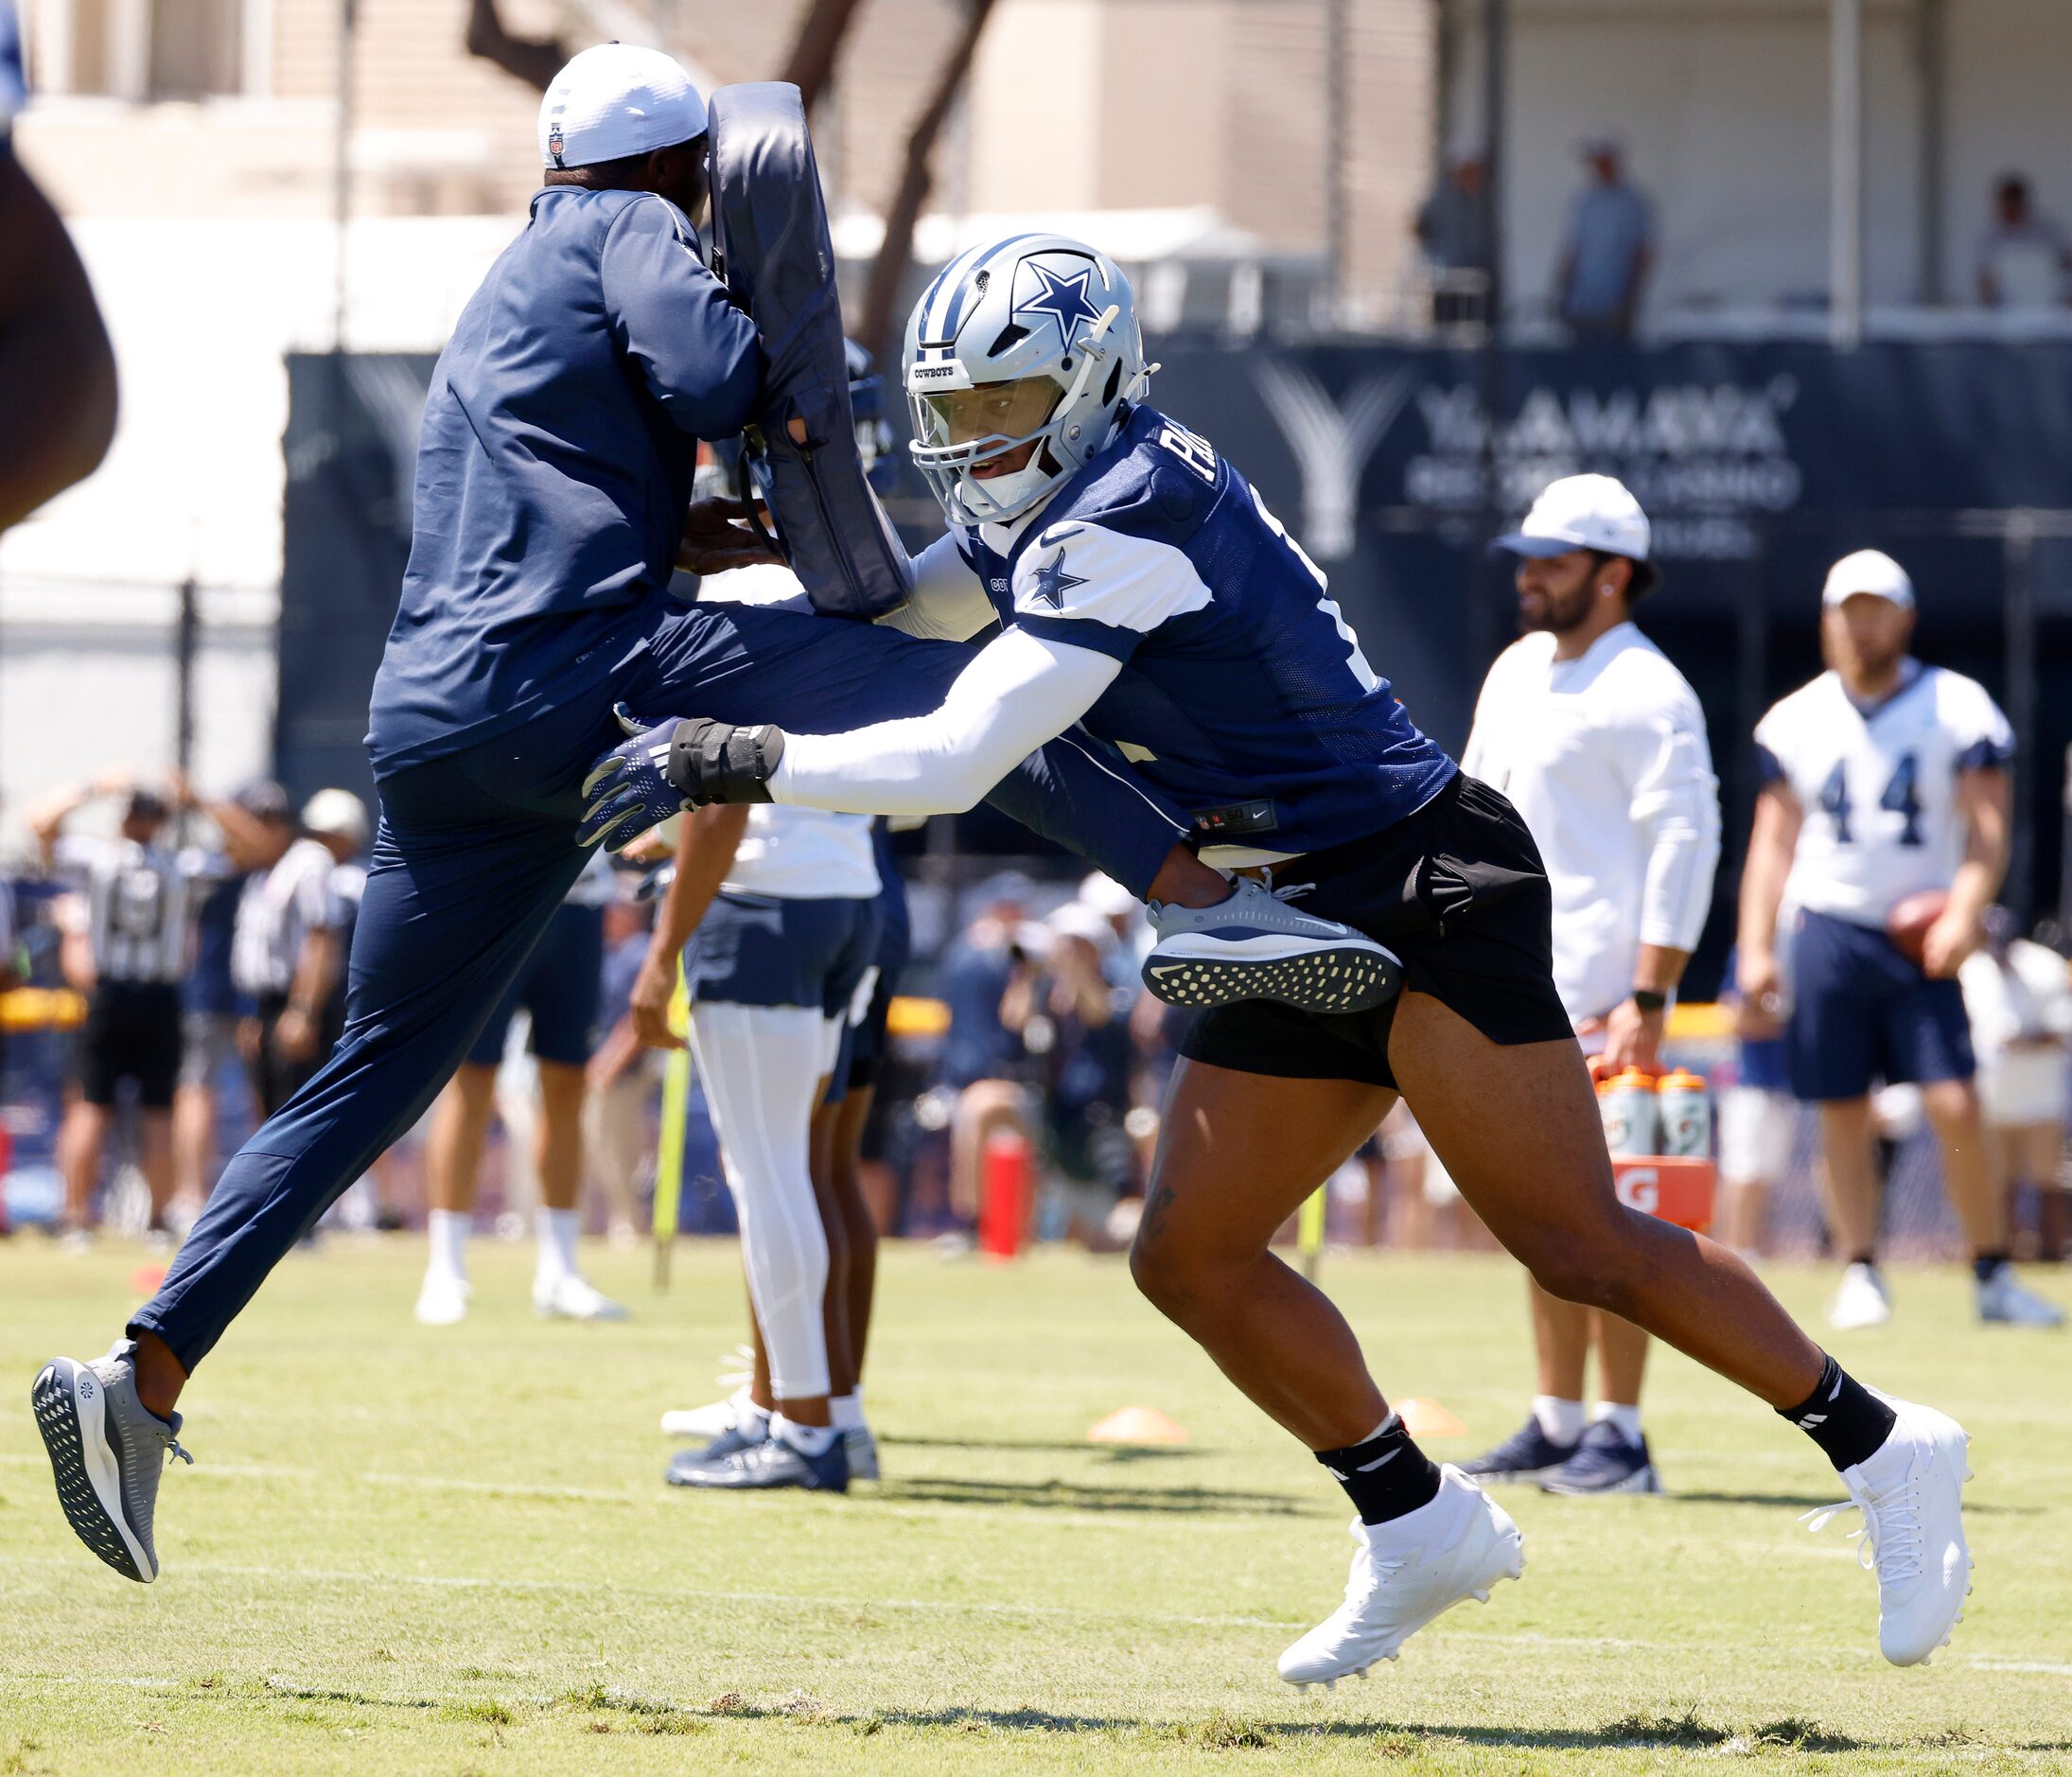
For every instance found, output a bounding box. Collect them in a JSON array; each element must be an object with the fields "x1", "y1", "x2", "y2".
[{"x1": 1, "y1": 1236, "x2": 2066, "y2": 1773}]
